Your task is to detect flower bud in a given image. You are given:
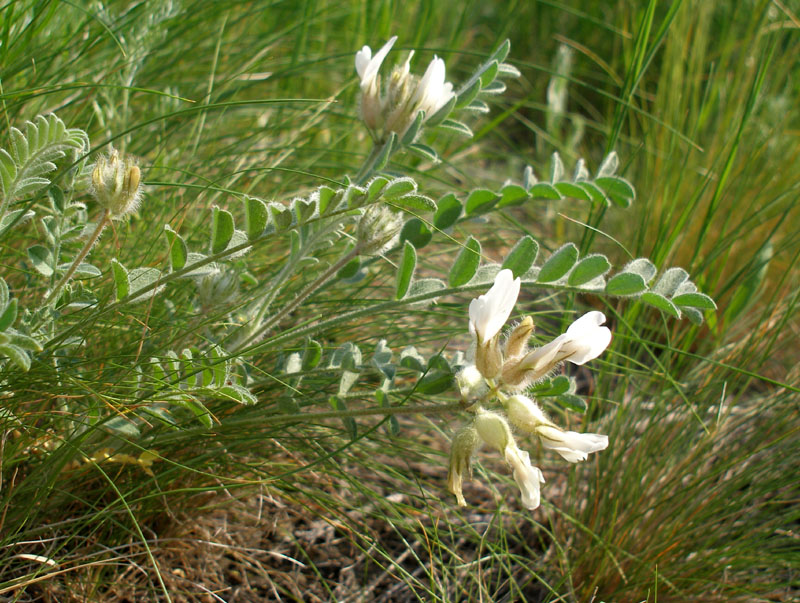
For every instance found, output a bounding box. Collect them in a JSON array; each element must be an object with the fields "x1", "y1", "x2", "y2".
[
  {"x1": 475, "y1": 337, "x2": 503, "y2": 379},
  {"x1": 356, "y1": 205, "x2": 402, "y2": 255},
  {"x1": 196, "y1": 269, "x2": 239, "y2": 310},
  {"x1": 474, "y1": 410, "x2": 513, "y2": 453},
  {"x1": 90, "y1": 149, "x2": 142, "y2": 219},
  {"x1": 504, "y1": 316, "x2": 533, "y2": 359},
  {"x1": 505, "y1": 395, "x2": 552, "y2": 432},
  {"x1": 455, "y1": 365, "x2": 487, "y2": 402},
  {"x1": 447, "y1": 424, "x2": 480, "y2": 507}
]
